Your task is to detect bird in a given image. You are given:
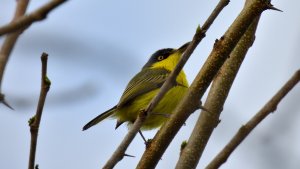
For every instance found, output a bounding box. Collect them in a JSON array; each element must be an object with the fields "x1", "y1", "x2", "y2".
[{"x1": 83, "y1": 42, "x2": 190, "y2": 132}]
